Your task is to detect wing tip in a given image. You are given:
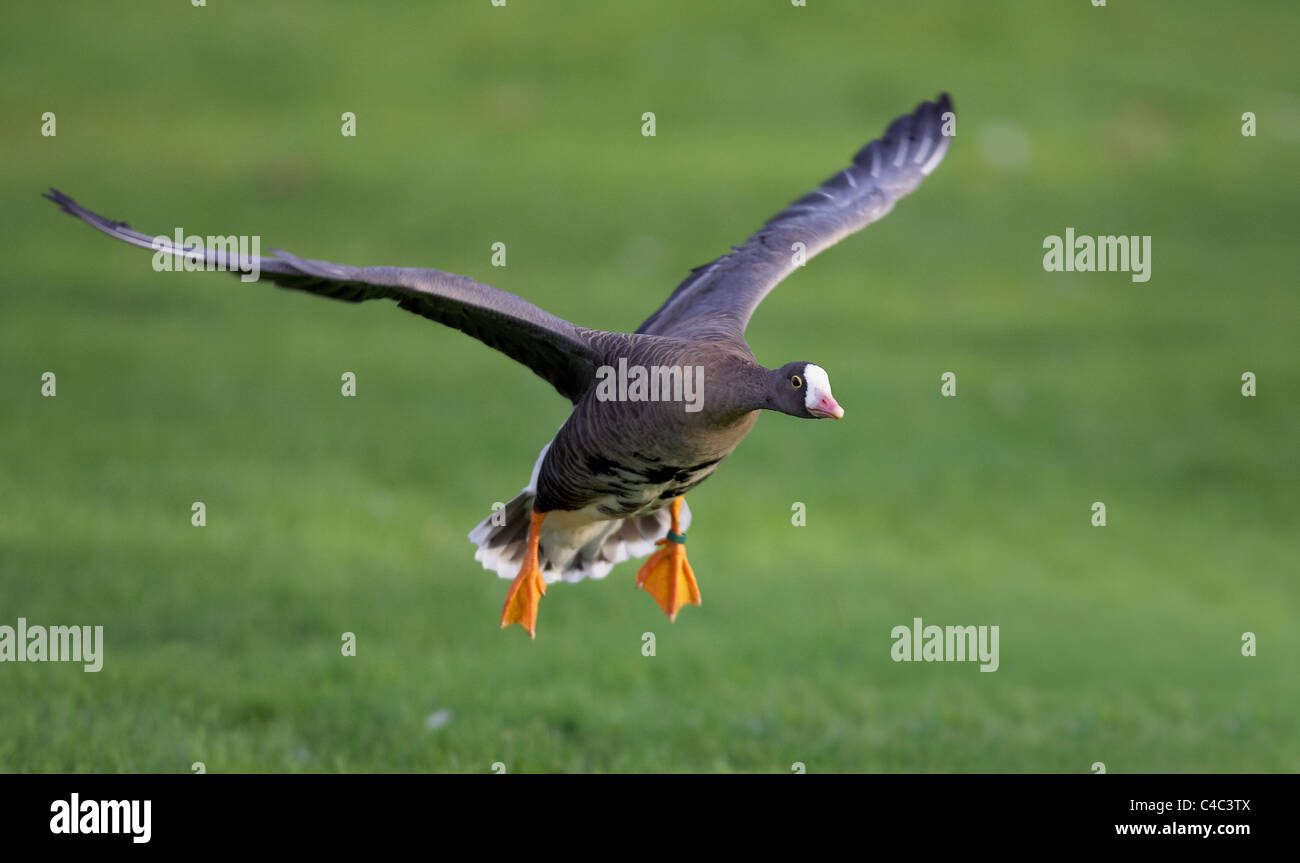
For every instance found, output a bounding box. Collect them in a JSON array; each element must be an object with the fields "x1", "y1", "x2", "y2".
[
  {"x1": 850, "y1": 92, "x2": 955, "y2": 175},
  {"x1": 43, "y1": 187, "x2": 78, "y2": 215},
  {"x1": 915, "y1": 92, "x2": 955, "y2": 174},
  {"x1": 42, "y1": 188, "x2": 138, "y2": 234}
]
